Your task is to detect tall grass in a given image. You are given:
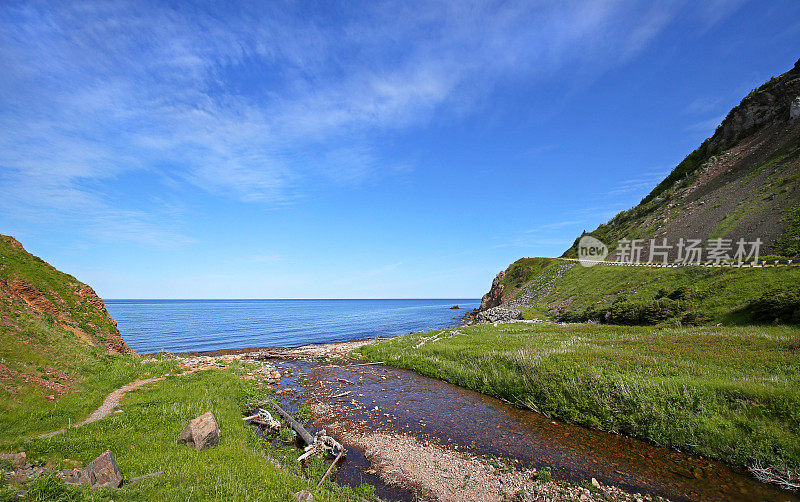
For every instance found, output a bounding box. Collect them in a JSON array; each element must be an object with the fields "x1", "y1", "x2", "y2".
[{"x1": 358, "y1": 323, "x2": 800, "y2": 475}]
